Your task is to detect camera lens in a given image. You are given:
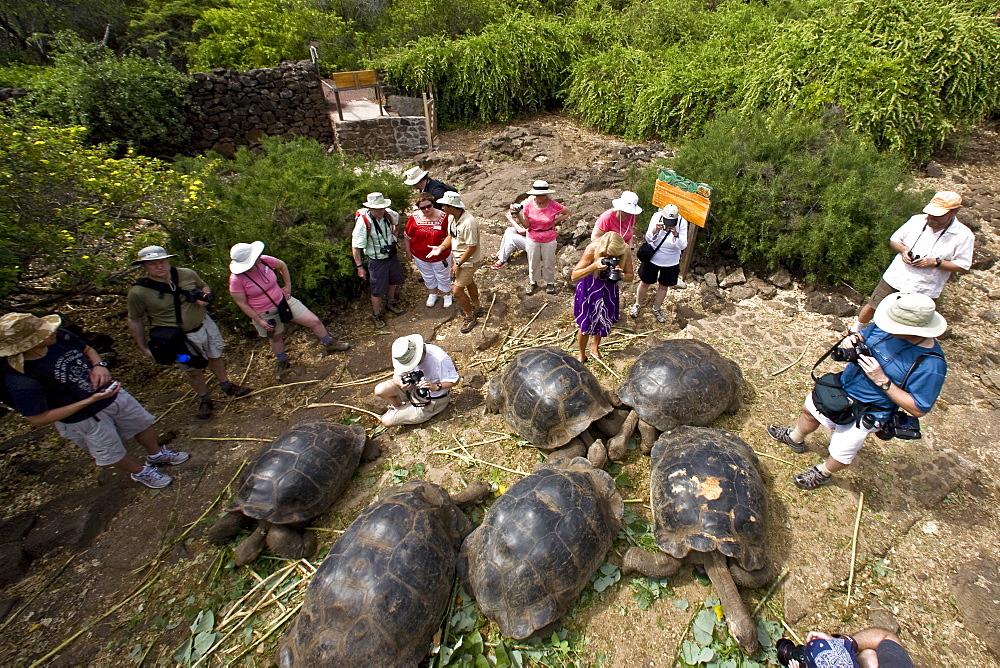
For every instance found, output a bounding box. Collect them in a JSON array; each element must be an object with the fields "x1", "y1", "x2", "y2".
[{"x1": 776, "y1": 639, "x2": 803, "y2": 666}]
